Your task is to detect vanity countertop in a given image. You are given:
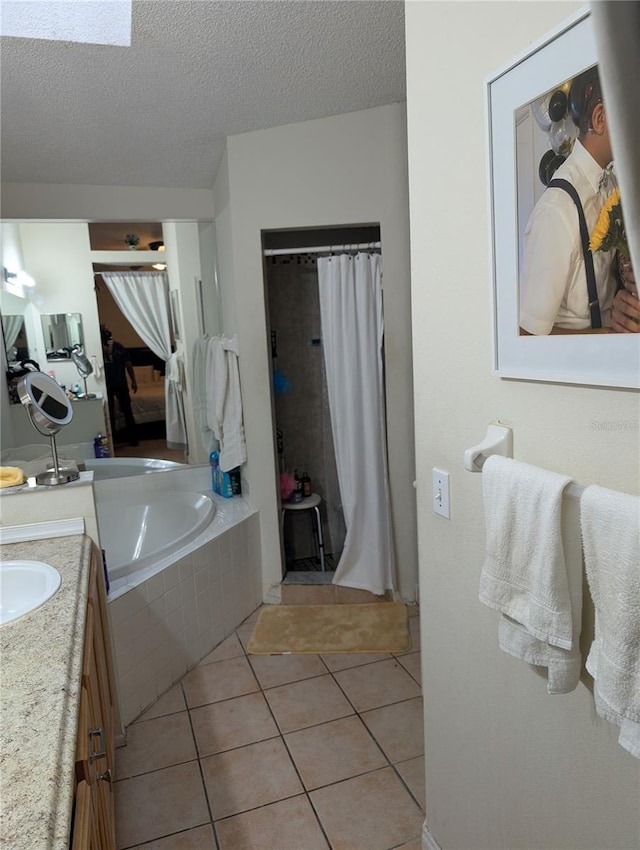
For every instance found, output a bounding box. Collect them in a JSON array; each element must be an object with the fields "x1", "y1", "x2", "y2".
[{"x1": 0, "y1": 534, "x2": 92, "y2": 850}]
